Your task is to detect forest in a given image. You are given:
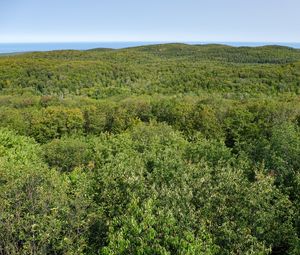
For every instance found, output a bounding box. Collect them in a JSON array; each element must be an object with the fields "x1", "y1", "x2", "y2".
[{"x1": 0, "y1": 43, "x2": 300, "y2": 255}]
